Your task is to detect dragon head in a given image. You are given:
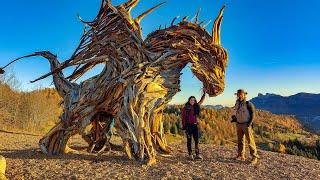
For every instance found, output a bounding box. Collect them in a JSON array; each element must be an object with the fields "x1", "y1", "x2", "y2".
[
  {"x1": 179, "y1": 7, "x2": 228, "y2": 97},
  {"x1": 144, "y1": 6, "x2": 228, "y2": 97}
]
